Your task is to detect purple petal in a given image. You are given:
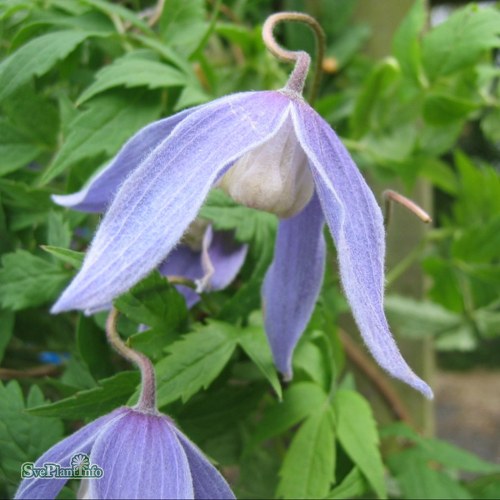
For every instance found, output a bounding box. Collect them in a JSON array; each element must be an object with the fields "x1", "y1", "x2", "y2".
[
  {"x1": 174, "y1": 429, "x2": 235, "y2": 500},
  {"x1": 88, "y1": 409, "x2": 193, "y2": 499},
  {"x1": 52, "y1": 91, "x2": 292, "y2": 313},
  {"x1": 291, "y1": 101, "x2": 433, "y2": 399},
  {"x1": 15, "y1": 408, "x2": 128, "y2": 499},
  {"x1": 204, "y1": 227, "x2": 248, "y2": 291},
  {"x1": 262, "y1": 194, "x2": 325, "y2": 379},
  {"x1": 52, "y1": 108, "x2": 195, "y2": 213},
  {"x1": 159, "y1": 245, "x2": 203, "y2": 308}
]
